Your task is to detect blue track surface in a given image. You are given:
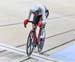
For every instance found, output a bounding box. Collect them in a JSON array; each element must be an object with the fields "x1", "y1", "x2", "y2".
[{"x1": 49, "y1": 45, "x2": 75, "y2": 62}]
